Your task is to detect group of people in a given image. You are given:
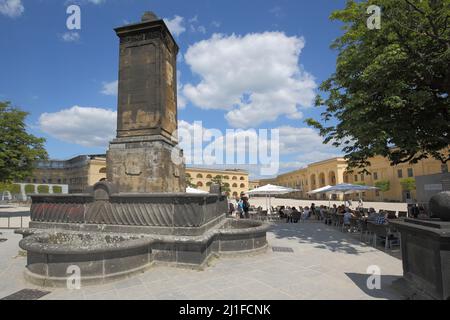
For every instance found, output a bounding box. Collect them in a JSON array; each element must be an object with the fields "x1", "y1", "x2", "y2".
[
  {"x1": 277, "y1": 203, "x2": 405, "y2": 227},
  {"x1": 229, "y1": 193, "x2": 251, "y2": 219},
  {"x1": 278, "y1": 203, "x2": 327, "y2": 223}
]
